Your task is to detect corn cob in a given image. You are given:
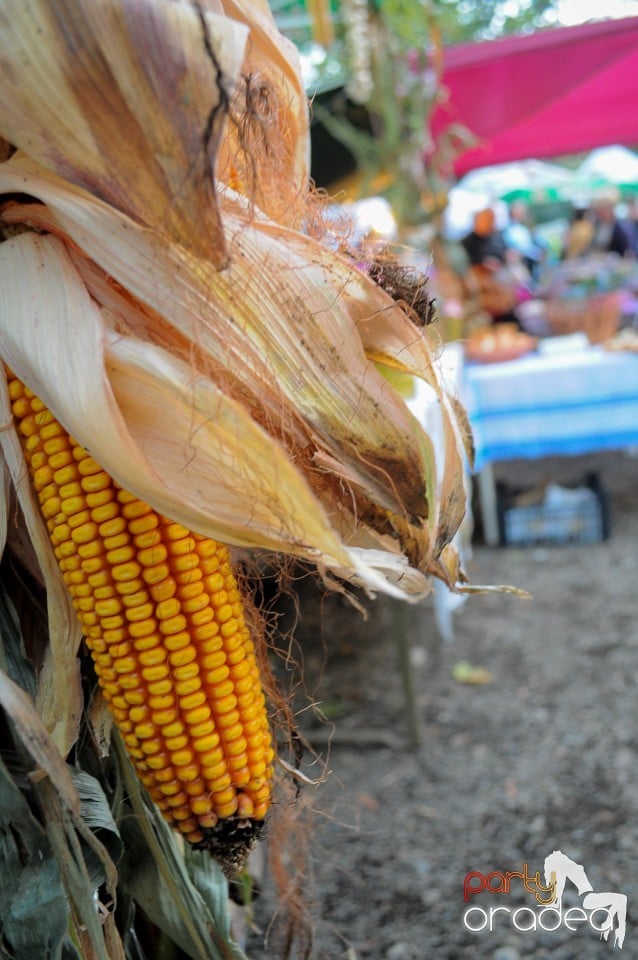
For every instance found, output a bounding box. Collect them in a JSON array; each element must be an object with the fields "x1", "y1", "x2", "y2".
[{"x1": 7, "y1": 373, "x2": 274, "y2": 862}]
